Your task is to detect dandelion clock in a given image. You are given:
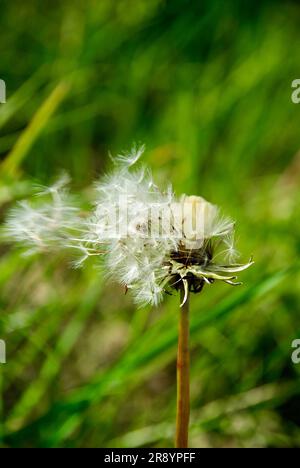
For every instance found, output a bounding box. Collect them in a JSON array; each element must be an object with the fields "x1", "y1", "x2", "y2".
[{"x1": 4, "y1": 146, "x2": 253, "y2": 447}]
